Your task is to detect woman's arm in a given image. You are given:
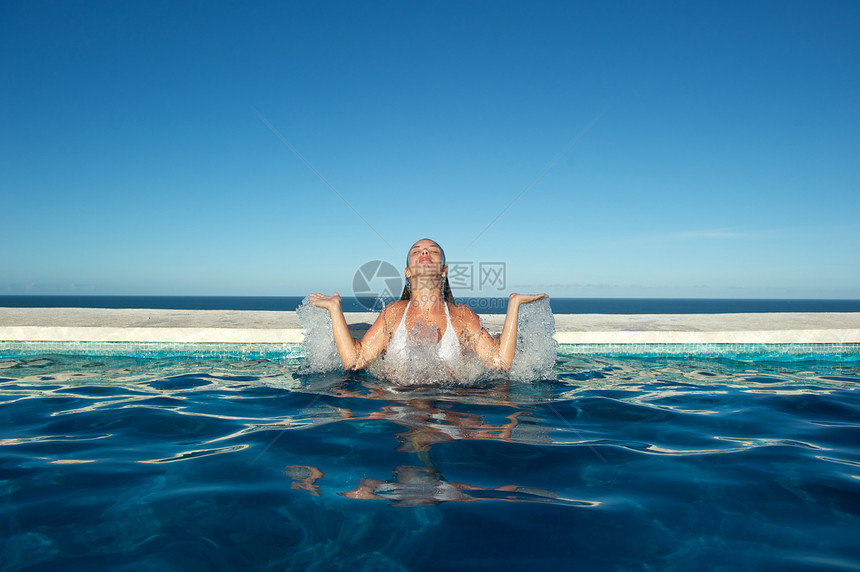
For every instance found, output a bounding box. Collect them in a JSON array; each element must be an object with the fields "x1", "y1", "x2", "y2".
[
  {"x1": 497, "y1": 293, "x2": 548, "y2": 370},
  {"x1": 464, "y1": 293, "x2": 548, "y2": 371},
  {"x1": 308, "y1": 292, "x2": 390, "y2": 370}
]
